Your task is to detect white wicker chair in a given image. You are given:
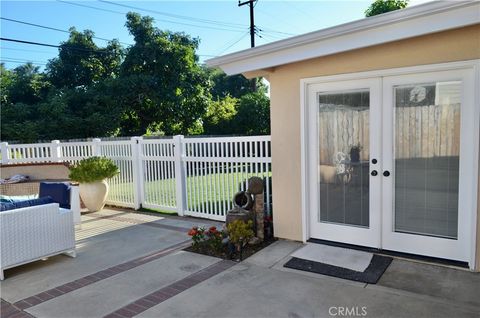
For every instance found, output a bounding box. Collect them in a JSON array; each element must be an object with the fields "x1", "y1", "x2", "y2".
[{"x1": 0, "y1": 203, "x2": 76, "y2": 280}]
